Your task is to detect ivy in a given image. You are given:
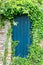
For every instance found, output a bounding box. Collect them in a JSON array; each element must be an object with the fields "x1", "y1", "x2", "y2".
[{"x1": 0, "y1": 0, "x2": 43, "y2": 65}]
